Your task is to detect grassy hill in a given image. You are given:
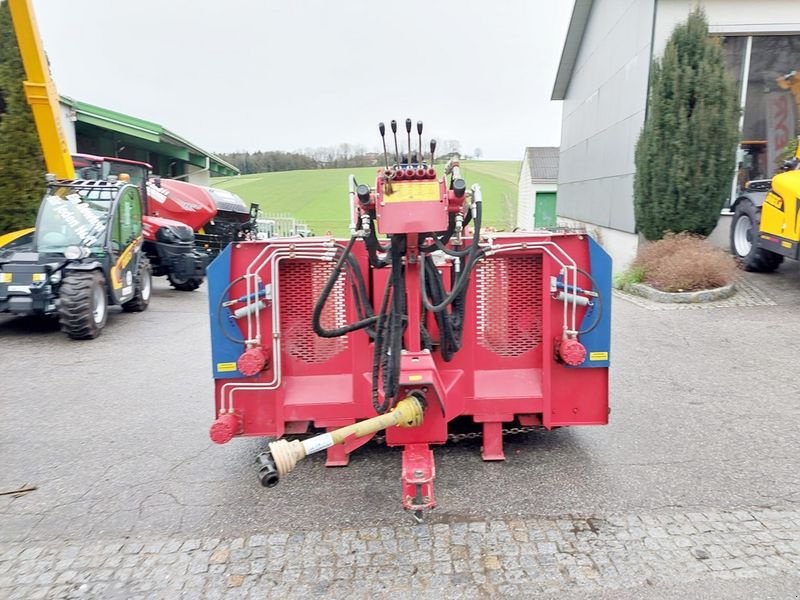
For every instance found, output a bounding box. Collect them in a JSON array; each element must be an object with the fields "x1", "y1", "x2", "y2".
[{"x1": 211, "y1": 160, "x2": 520, "y2": 237}]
